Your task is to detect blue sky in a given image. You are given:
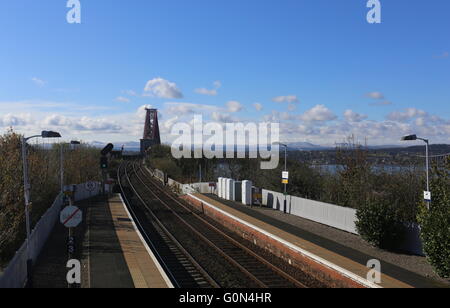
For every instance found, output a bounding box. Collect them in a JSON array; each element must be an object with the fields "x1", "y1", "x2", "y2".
[{"x1": 0, "y1": 0, "x2": 449, "y2": 145}]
